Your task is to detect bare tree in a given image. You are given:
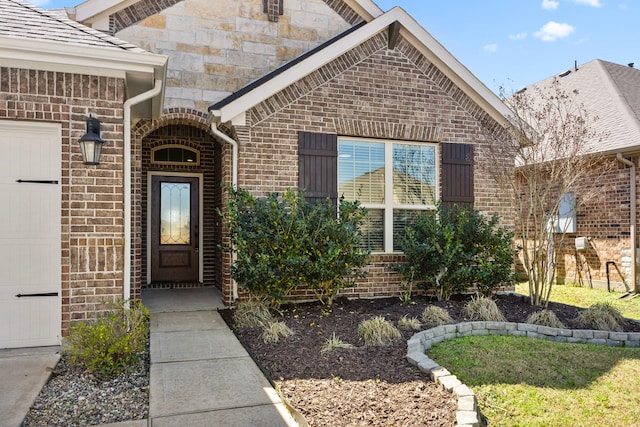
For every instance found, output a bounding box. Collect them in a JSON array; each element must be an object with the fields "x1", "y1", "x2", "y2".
[{"x1": 484, "y1": 80, "x2": 609, "y2": 306}]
